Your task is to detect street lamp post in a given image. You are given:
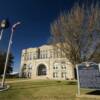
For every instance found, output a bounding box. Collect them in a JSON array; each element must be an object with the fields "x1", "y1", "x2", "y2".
[
  {"x1": 0, "y1": 29, "x2": 4, "y2": 40},
  {"x1": 0, "y1": 19, "x2": 9, "y2": 40},
  {"x1": 1, "y1": 21, "x2": 21, "y2": 88}
]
